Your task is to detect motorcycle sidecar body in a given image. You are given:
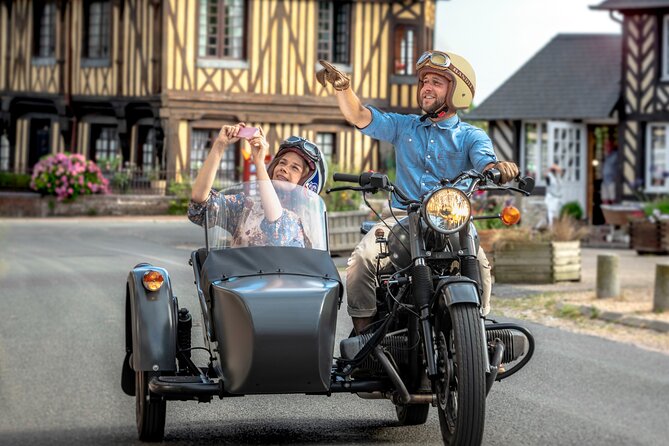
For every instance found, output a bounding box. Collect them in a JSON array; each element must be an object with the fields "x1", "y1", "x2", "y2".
[{"x1": 198, "y1": 246, "x2": 342, "y2": 395}]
